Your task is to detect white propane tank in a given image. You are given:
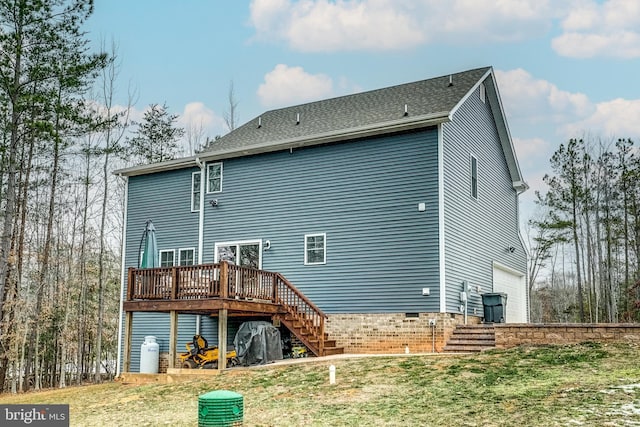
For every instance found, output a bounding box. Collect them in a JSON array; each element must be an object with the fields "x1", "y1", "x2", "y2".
[{"x1": 140, "y1": 336, "x2": 159, "y2": 373}]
